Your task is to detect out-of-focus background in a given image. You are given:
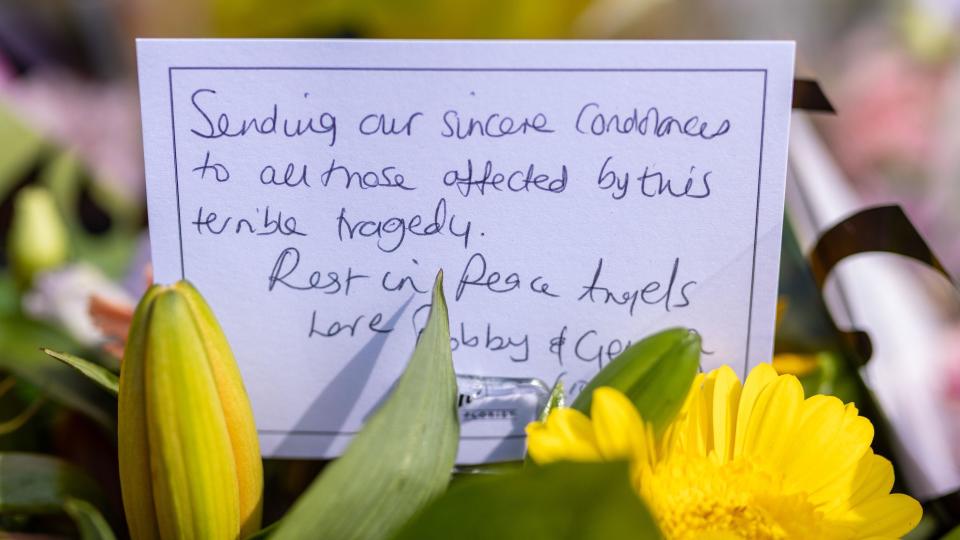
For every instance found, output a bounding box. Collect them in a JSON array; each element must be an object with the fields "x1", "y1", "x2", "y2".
[
  {"x1": 1, "y1": 0, "x2": 960, "y2": 537},
  {"x1": 3, "y1": 0, "x2": 960, "y2": 273}
]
